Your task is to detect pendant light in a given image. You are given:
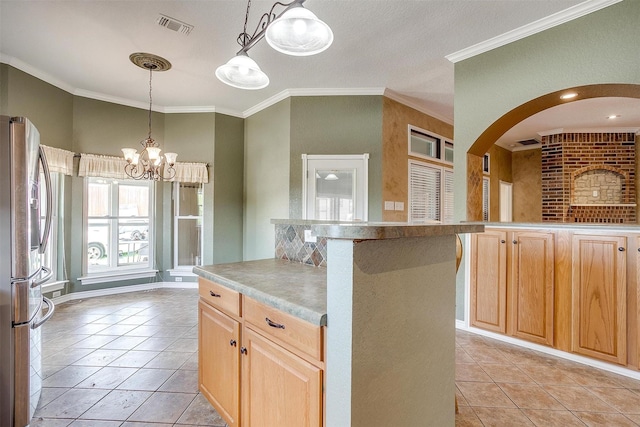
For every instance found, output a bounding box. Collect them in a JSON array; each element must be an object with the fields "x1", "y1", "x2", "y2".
[{"x1": 216, "y1": 0, "x2": 333, "y2": 90}]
